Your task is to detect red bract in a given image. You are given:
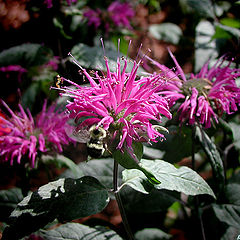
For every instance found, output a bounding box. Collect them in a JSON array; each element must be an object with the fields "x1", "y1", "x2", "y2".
[
  {"x1": 0, "y1": 100, "x2": 74, "y2": 167},
  {"x1": 59, "y1": 50, "x2": 172, "y2": 151},
  {"x1": 0, "y1": 112, "x2": 11, "y2": 136},
  {"x1": 150, "y1": 51, "x2": 240, "y2": 128}
]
